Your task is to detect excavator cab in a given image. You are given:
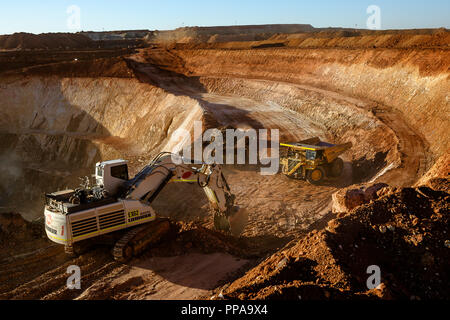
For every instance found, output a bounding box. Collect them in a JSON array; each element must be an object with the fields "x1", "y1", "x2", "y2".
[{"x1": 95, "y1": 160, "x2": 129, "y2": 196}]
